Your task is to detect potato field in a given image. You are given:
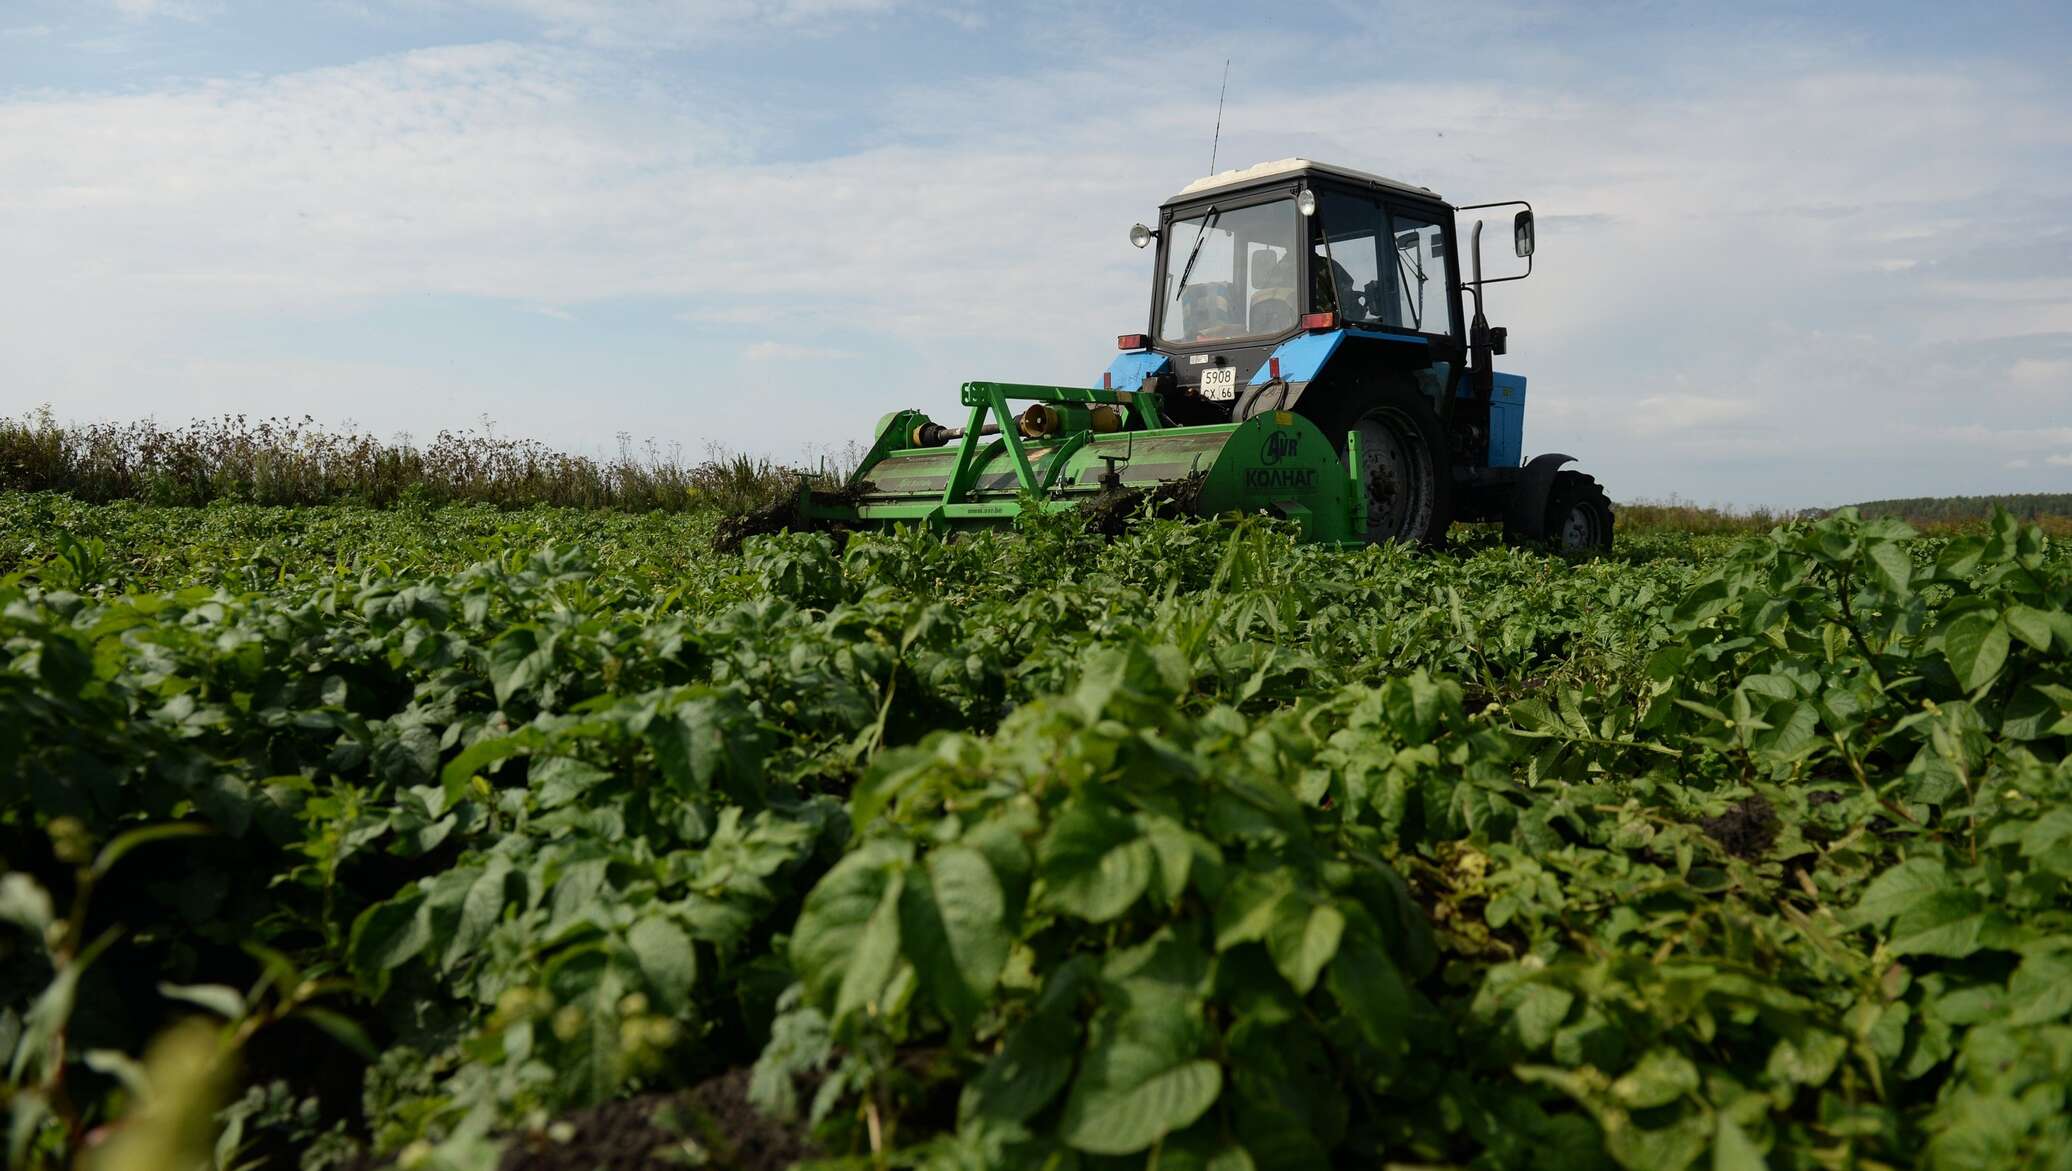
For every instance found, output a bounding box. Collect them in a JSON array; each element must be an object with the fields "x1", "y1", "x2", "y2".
[{"x1": 4, "y1": 493, "x2": 2071, "y2": 1171}]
